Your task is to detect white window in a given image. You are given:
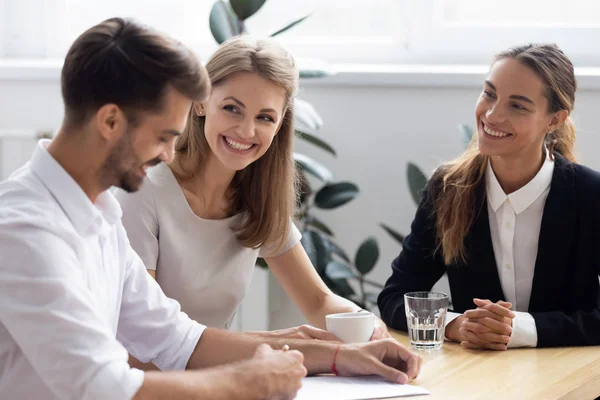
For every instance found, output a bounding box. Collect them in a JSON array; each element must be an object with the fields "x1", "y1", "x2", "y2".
[
  {"x1": 1, "y1": 0, "x2": 600, "y2": 65},
  {"x1": 0, "y1": 0, "x2": 216, "y2": 58},
  {"x1": 0, "y1": 0, "x2": 404, "y2": 63},
  {"x1": 407, "y1": 0, "x2": 600, "y2": 65}
]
